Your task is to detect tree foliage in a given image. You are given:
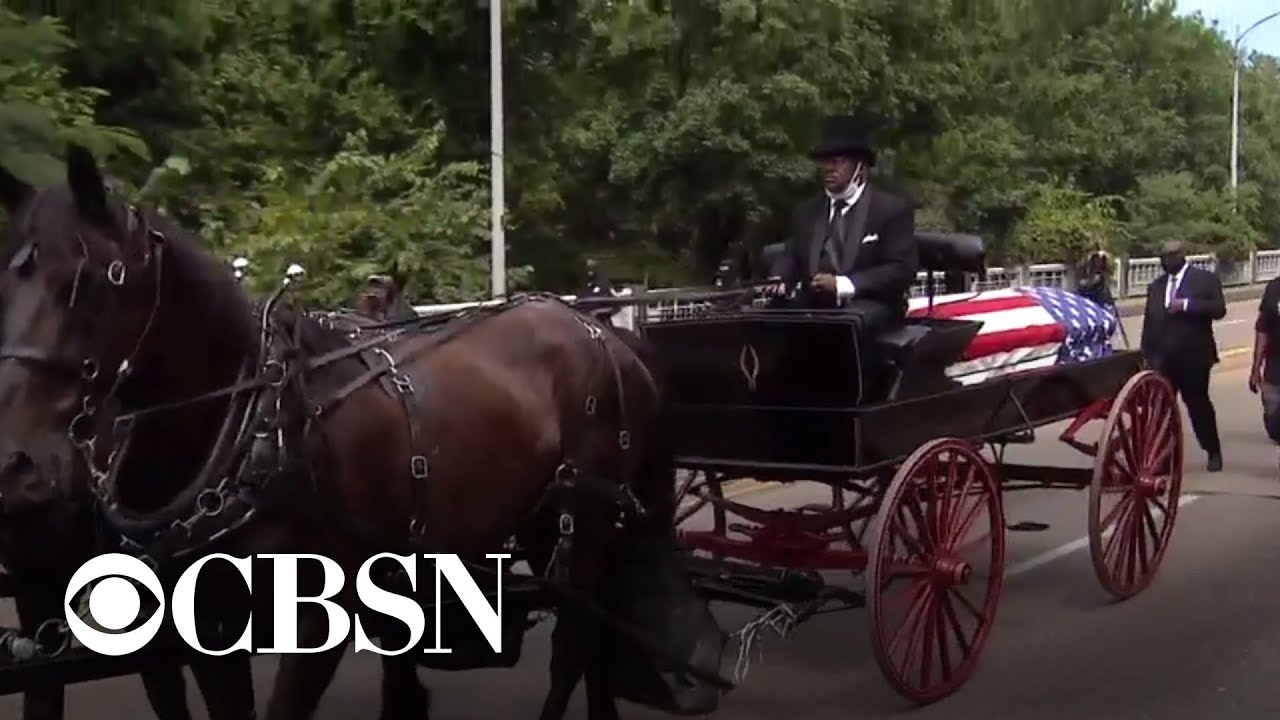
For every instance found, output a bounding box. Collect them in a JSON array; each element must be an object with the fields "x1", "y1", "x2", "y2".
[{"x1": 3, "y1": 0, "x2": 1280, "y2": 304}]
